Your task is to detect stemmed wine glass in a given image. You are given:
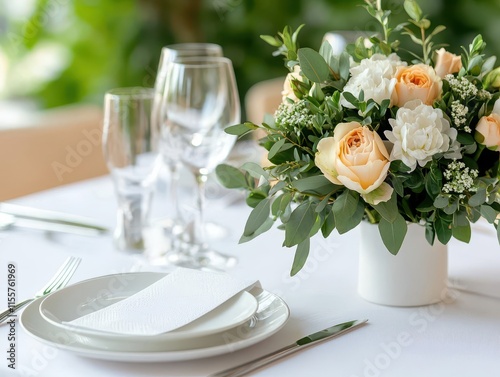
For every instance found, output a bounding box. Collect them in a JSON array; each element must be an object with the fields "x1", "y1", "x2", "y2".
[
  {"x1": 151, "y1": 44, "x2": 223, "y2": 252},
  {"x1": 102, "y1": 87, "x2": 161, "y2": 251},
  {"x1": 160, "y1": 56, "x2": 240, "y2": 269}
]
